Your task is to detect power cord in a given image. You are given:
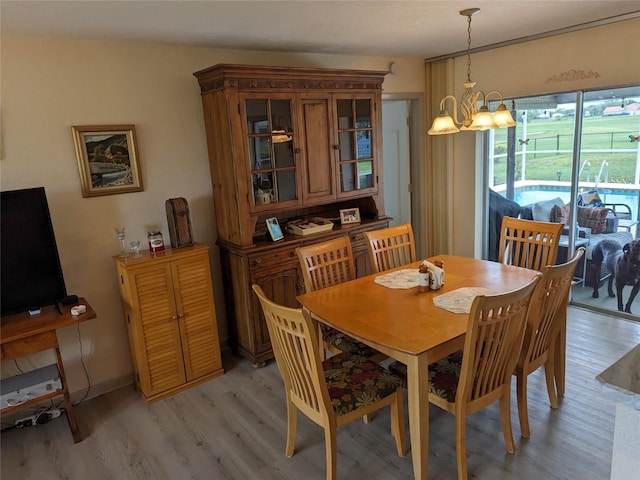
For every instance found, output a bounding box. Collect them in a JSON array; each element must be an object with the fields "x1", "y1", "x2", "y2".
[
  {"x1": 3, "y1": 315, "x2": 93, "y2": 429},
  {"x1": 13, "y1": 359, "x2": 24, "y2": 374},
  {"x1": 1, "y1": 404, "x2": 66, "y2": 432},
  {"x1": 72, "y1": 321, "x2": 92, "y2": 405}
]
